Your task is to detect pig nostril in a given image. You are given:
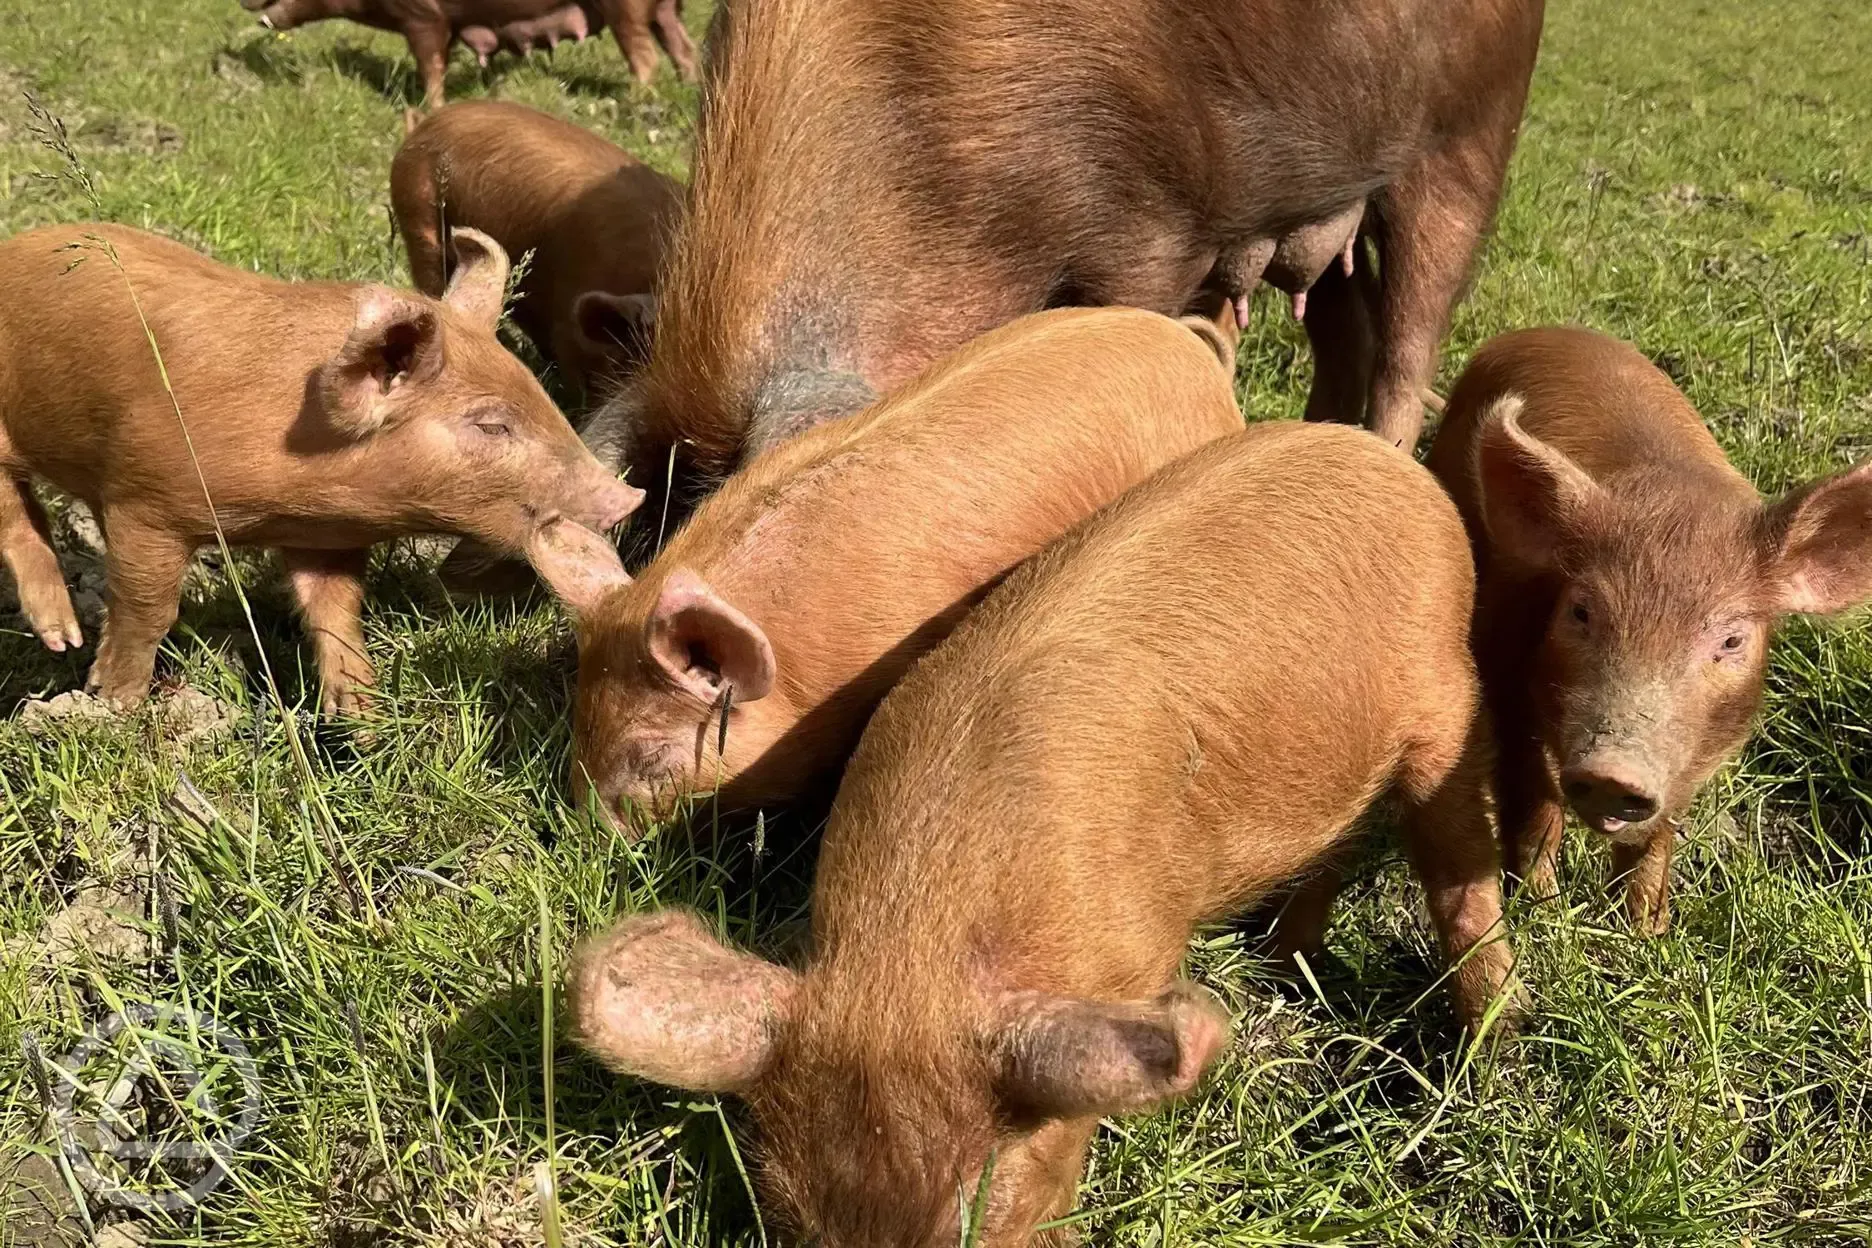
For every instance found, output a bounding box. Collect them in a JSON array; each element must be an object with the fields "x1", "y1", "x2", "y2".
[
  {"x1": 1563, "y1": 779, "x2": 1593, "y2": 804},
  {"x1": 1562, "y1": 768, "x2": 1661, "y2": 825}
]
